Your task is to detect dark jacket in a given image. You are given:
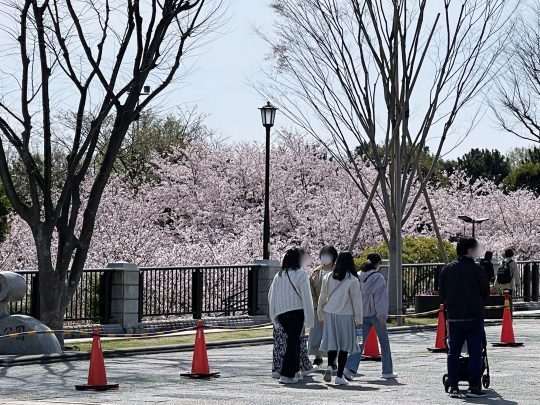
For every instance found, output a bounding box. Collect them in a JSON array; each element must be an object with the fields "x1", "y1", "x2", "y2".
[
  {"x1": 479, "y1": 259, "x2": 495, "y2": 283},
  {"x1": 439, "y1": 256, "x2": 490, "y2": 321}
]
